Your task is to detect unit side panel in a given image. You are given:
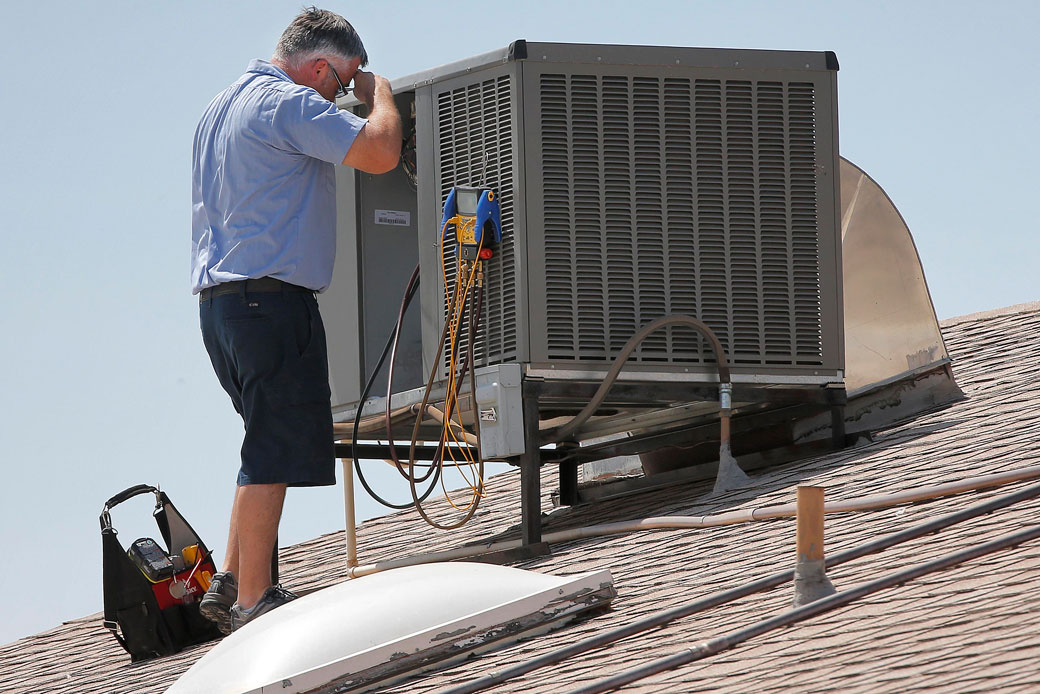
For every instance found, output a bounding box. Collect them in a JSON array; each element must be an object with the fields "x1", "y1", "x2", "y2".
[
  {"x1": 522, "y1": 62, "x2": 841, "y2": 377},
  {"x1": 325, "y1": 165, "x2": 364, "y2": 407},
  {"x1": 328, "y1": 91, "x2": 423, "y2": 409},
  {"x1": 357, "y1": 172, "x2": 423, "y2": 399},
  {"x1": 818, "y1": 70, "x2": 844, "y2": 372},
  {"x1": 416, "y1": 85, "x2": 442, "y2": 378},
  {"x1": 423, "y1": 63, "x2": 528, "y2": 380}
]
